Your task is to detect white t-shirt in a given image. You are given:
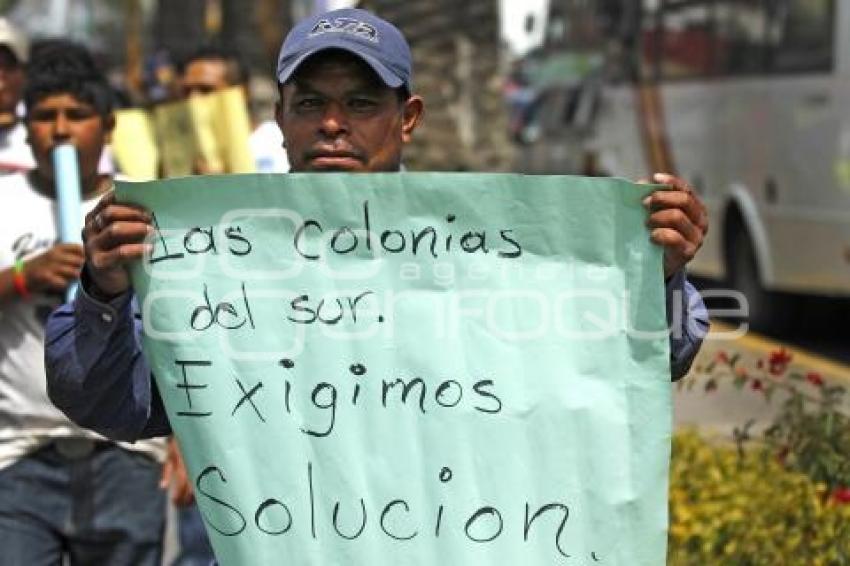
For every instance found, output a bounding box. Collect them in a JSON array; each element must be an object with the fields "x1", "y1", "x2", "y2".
[
  {"x1": 0, "y1": 172, "x2": 164, "y2": 470},
  {"x1": 250, "y1": 120, "x2": 290, "y2": 173}
]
